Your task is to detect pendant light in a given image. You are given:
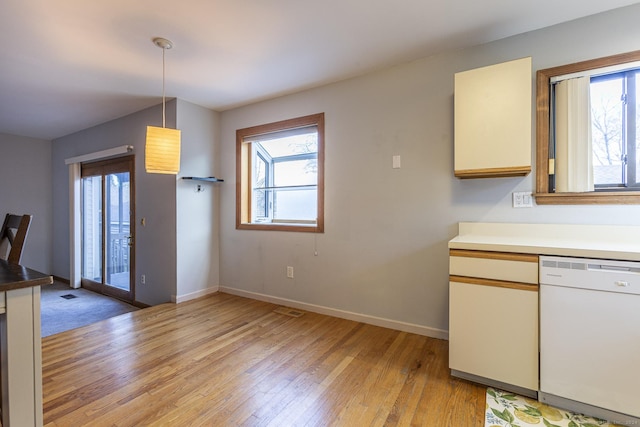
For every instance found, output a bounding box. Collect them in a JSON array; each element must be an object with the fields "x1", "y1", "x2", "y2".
[{"x1": 145, "y1": 37, "x2": 181, "y2": 174}]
